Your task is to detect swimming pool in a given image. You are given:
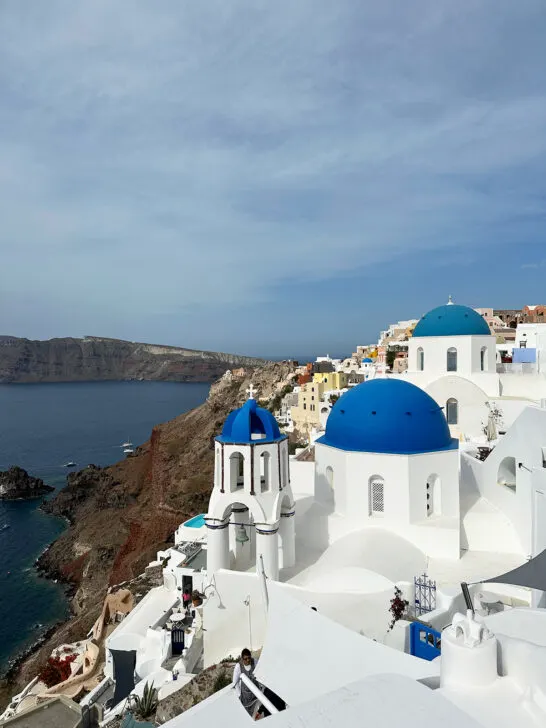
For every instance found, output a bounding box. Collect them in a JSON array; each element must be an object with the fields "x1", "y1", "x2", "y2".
[{"x1": 184, "y1": 514, "x2": 206, "y2": 529}]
